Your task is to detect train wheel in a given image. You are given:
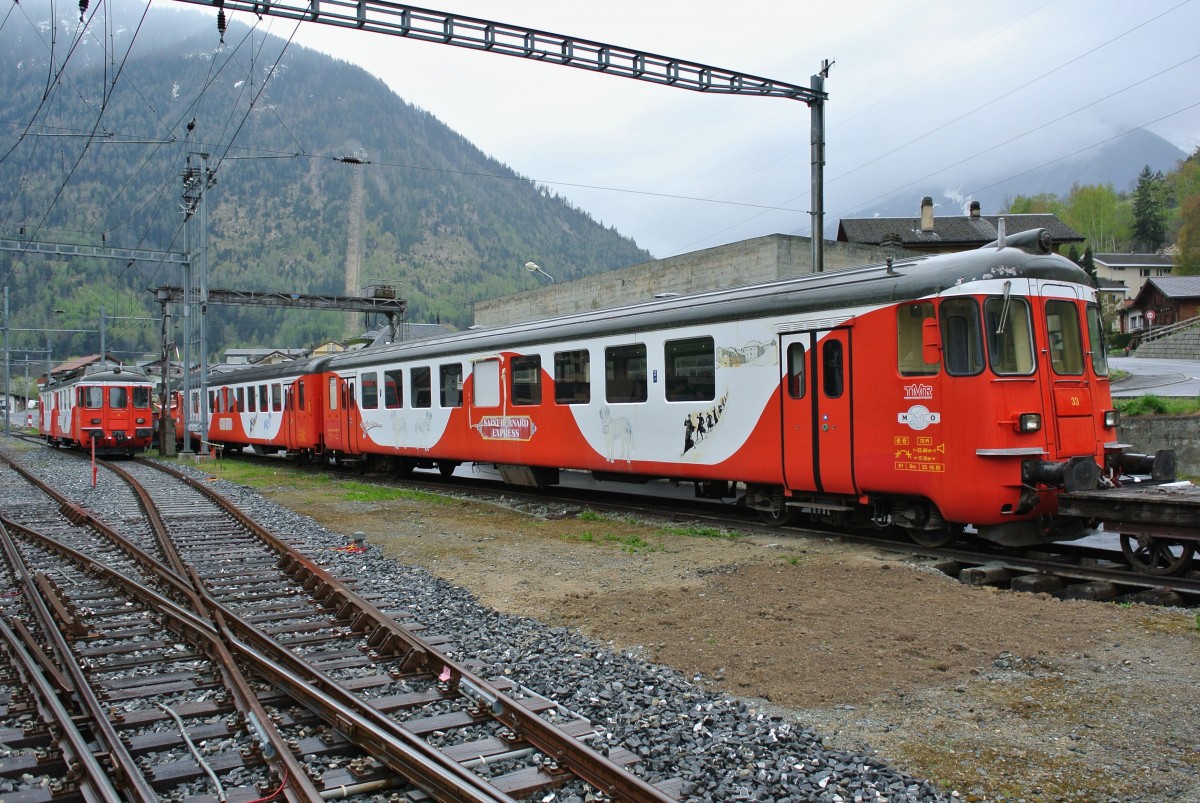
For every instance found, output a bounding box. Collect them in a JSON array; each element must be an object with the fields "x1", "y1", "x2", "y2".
[
  {"x1": 756, "y1": 507, "x2": 793, "y2": 526},
  {"x1": 438, "y1": 461, "x2": 459, "y2": 477},
  {"x1": 1119, "y1": 534, "x2": 1195, "y2": 576},
  {"x1": 905, "y1": 525, "x2": 961, "y2": 548}
]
